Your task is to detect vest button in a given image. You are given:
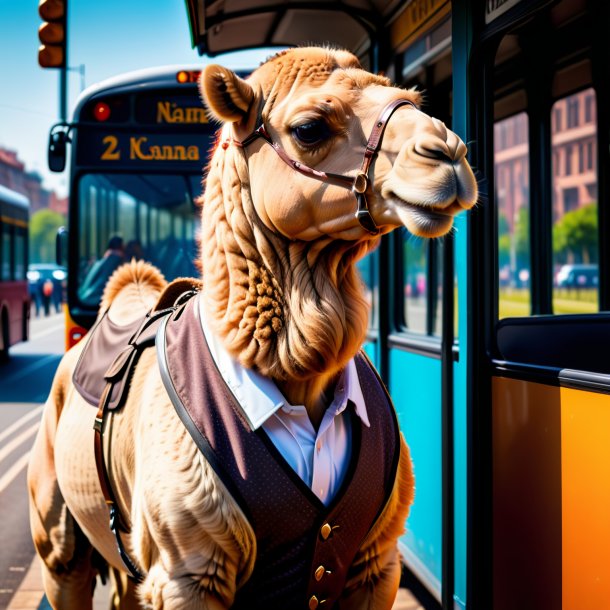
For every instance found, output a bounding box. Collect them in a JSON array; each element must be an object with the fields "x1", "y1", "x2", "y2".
[
  {"x1": 315, "y1": 565, "x2": 326, "y2": 581},
  {"x1": 309, "y1": 595, "x2": 319, "y2": 609},
  {"x1": 320, "y1": 523, "x2": 332, "y2": 540}
]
